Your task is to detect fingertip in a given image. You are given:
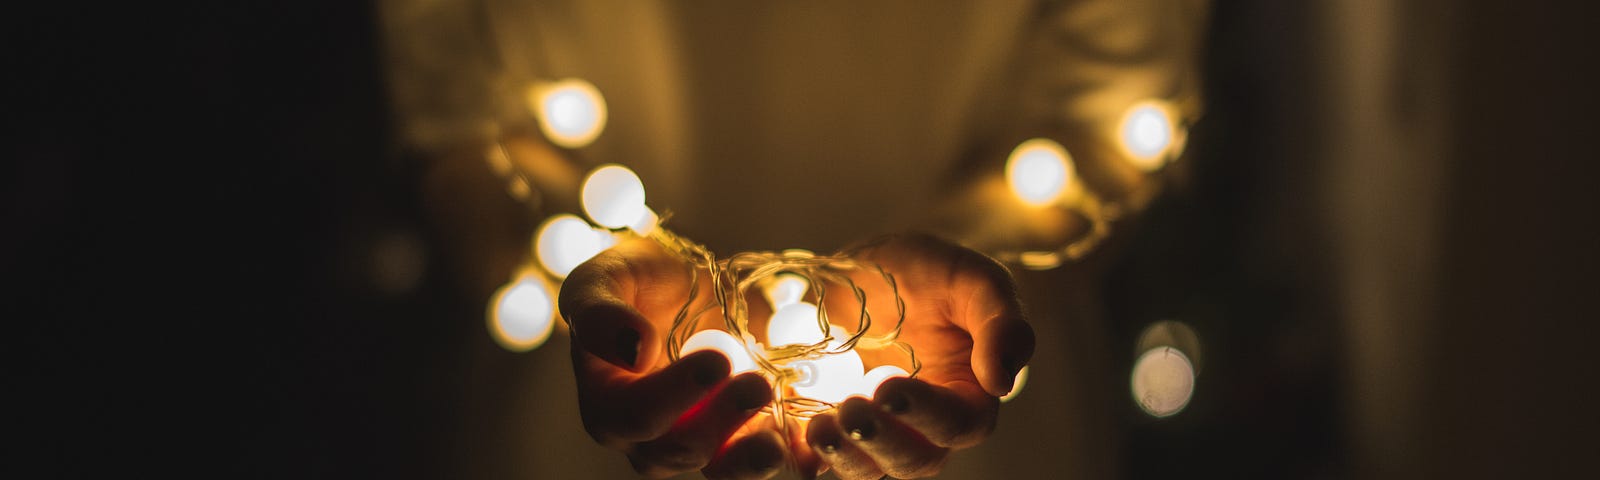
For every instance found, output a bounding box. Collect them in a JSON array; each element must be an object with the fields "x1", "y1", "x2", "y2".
[
  {"x1": 678, "y1": 349, "x2": 734, "y2": 388},
  {"x1": 571, "y1": 301, "x2": 659, "y2": 371},
  {"x1": 977, "y1": 318, "x2": 1036, "y2": 396}
]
